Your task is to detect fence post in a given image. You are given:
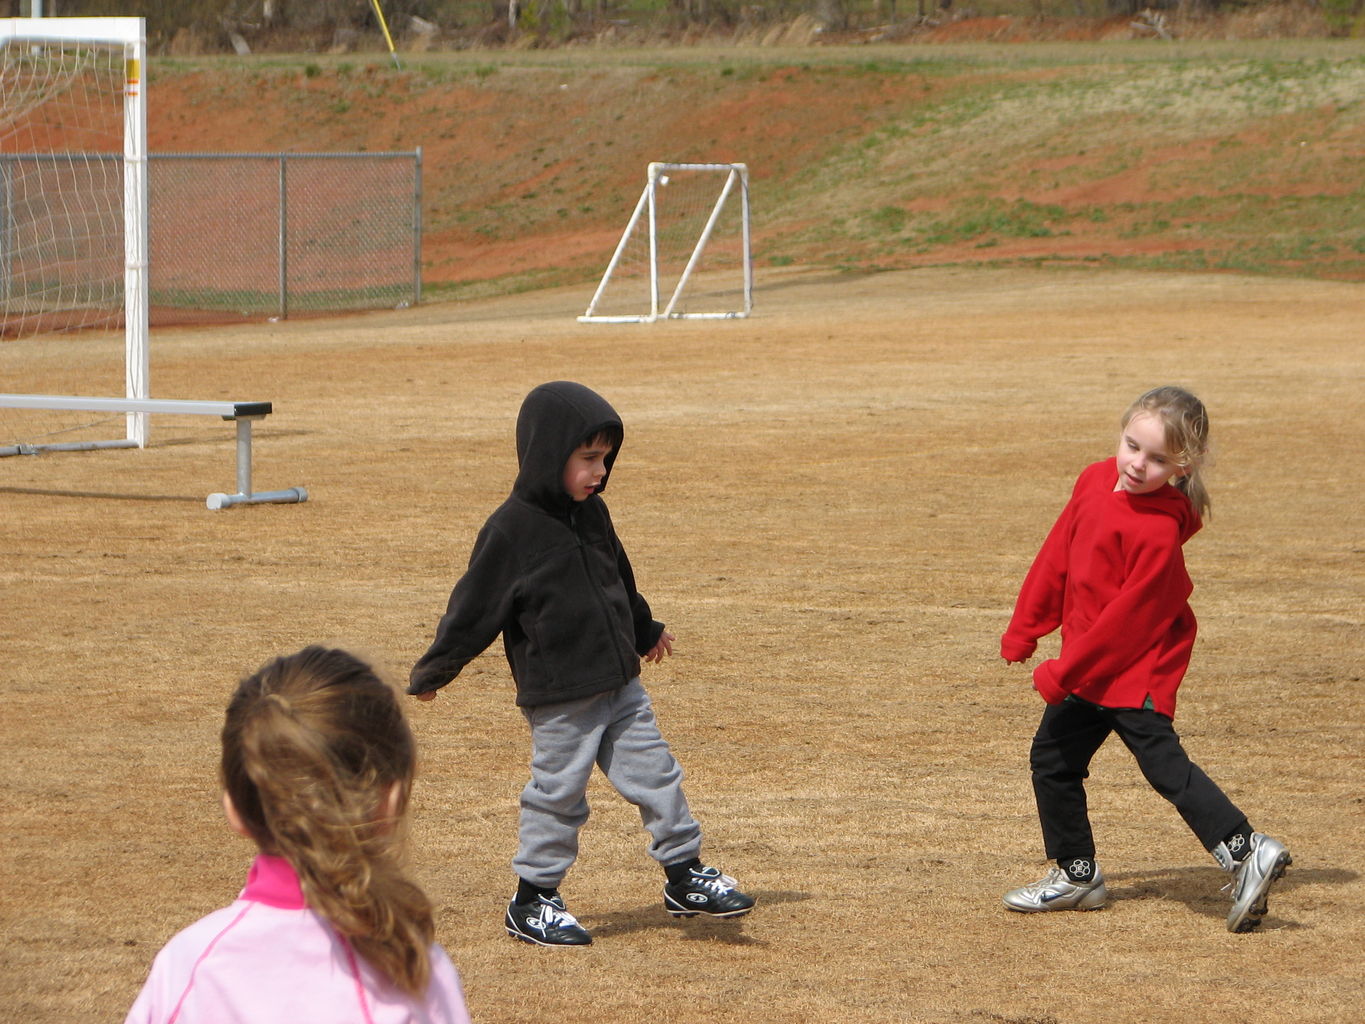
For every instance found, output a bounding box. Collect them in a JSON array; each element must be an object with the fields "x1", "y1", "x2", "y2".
[
  {"x1": 413, "y1": 146, "x2": 423, "y2": 306},
  {"x1": 278, "y1": 153, "x2": 288, "y2": 320}
]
